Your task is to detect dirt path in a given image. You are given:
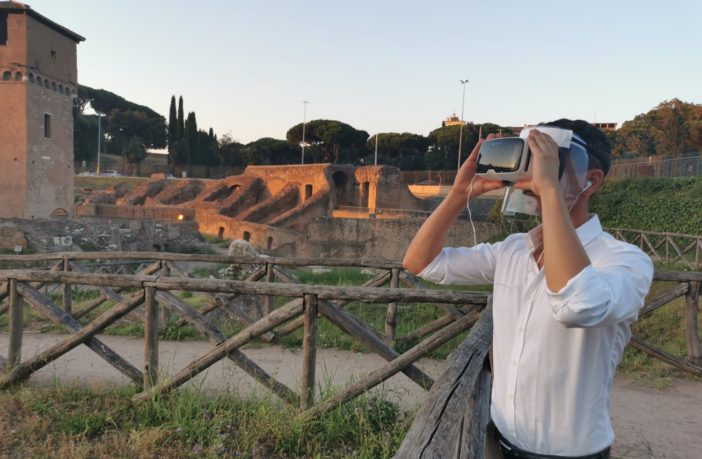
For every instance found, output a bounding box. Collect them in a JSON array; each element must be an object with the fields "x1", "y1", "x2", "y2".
[{"x1": 2, "y1": 333, "x2": 700, "y2": 459}]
